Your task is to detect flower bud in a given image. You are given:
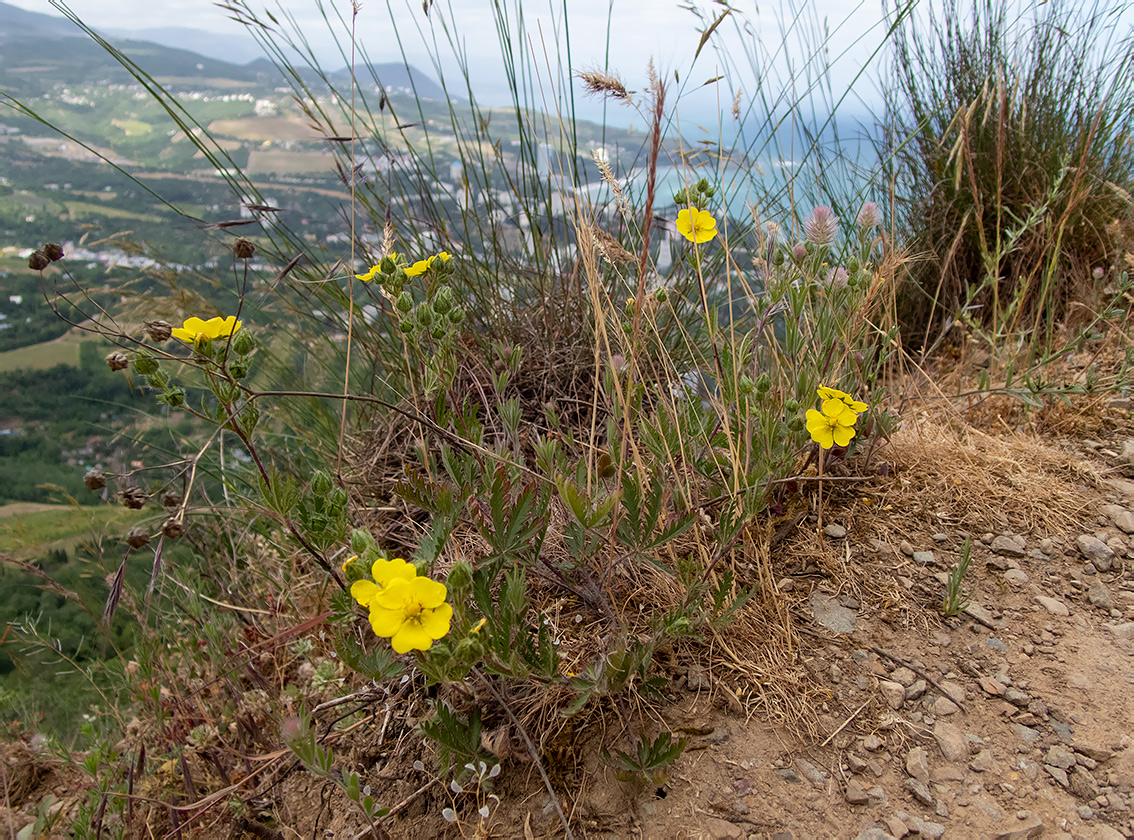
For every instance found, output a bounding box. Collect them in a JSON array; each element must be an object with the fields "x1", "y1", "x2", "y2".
[
  {"x1": 133, "y1": 352, "x2": 159, "y2": 376},
  {"x1": 696, "y1": 177, "x2": 710, "y2": 194},
  {"x1": 329, "y1": 487, "x2": 348, "y2": 512},
  {"x1": 784, "y1": 399, "x2": 800, "y2": 414},
  {"x1": 126, "y1": 527, "x2": 151, "y2": 549},
  {"x1": 28, "y1": 250, "x2": 49, "y2": 271},
  {"x1": 754, "y1": 372, "x2": 771, "y2": 393},
  {"x1": 84, "y1": 469, "x2": 107, "y2": 491},
  {"x1": 448, "y1": 308, "x2": 465, "y2": 325},
  {"x1": 106, "y1": 352, "x2": 129, "y2": 372},
  {"x1": 430, "y1": 323, "x2": 447, "y2": 340},
  {"x1": 342, "y1": 555, "x2": 368, "y2": 584},
  {"x1": 398, "y1": 319, "x2": 415, "y2": 334},
  {"x1": 788, "y1": 415, "x2": 805, "y2": 432},
  {"x1": 416, "y1": 303, "x2": 434, "y2": 326},
  {"x1": 653, "y1": 287, "x2": 668, "y2": 303},
  {"x1": 162, "y1": 386, "x2": 185, "y2": 407},
  {"x1": 43, "y1": 243, "x2": 64, "y2": 262},
  {"x1": 774, "y1": 249, "x2": 786, "y2": 266},
  {"x1": 145, "y1": 320, "x2": 172, "y2": 342},
  {"x1": 228, "y1": 359, "x2": 249, "y2": 380},
  {"x1": 310, "y1": 471, "x2": 333, "y2": 497},
  {"x1": 162, "y1": 517, "x2": 184, "y2": 539},
  {"x1": 146, "y1": 369, "x2": 170, "y2": 389},
  {"x1": 447, "y1": 560, "x2": 473, "y2": 597},
  {"x1": 231, "y1": 329, "x2": 256, "y2": 356},
  {"x1": 738, "y1": 375, "x2": 755, "y2": 396},
  {"x1": 846, "y1": 257, "x2": 860, "y2": 273},
  {"x1": 350, "y1": 528, "x2": 375, "y2": 554},
  {"x1": 432, "y1": 285, "x2": 453, "y2": 315},
  {"x1": 396, "y1": 291, "x2": 414, "y2": 313},
  {"x1": 380, "y1": 256, "x2": 396, "y2": 274},
  {"x1": 232, "y1": 238, "x2": 256, "y2": 259}
]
